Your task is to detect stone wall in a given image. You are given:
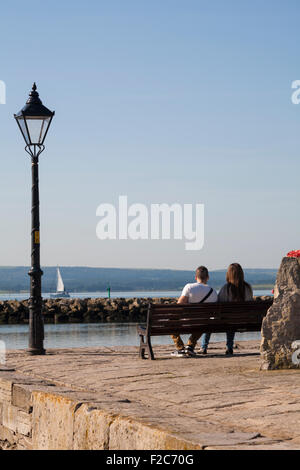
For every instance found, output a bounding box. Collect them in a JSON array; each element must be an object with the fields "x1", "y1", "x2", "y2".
[
  {"x1": 0, "y1": 296, "x2": 272, "y2": 325},
  {"x1": 0, "y1": 370, "x2": 200, "y2": 450}
]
